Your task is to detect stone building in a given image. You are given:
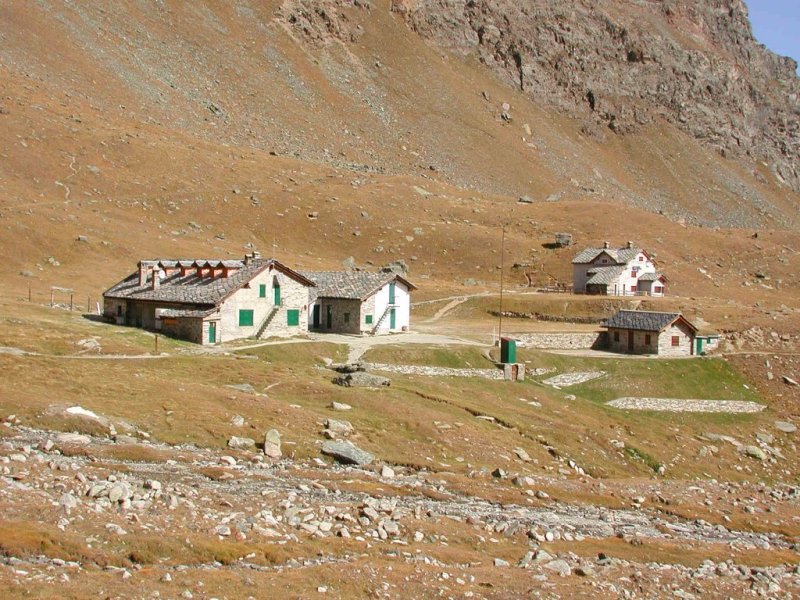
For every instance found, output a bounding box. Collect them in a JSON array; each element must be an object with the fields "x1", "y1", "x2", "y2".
[
  {"x1": 301, "y1": 271, "x2": 416, "y2": 335},
  {"x1": 572, "y1": 241, "x2": 667, "y2": 296},
  {"x1": 103, "y1": 253, "x2": 315, "y2": 345},
  {"x1": 603, "y1": 310, "x2": 697, "y2": 356}
]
